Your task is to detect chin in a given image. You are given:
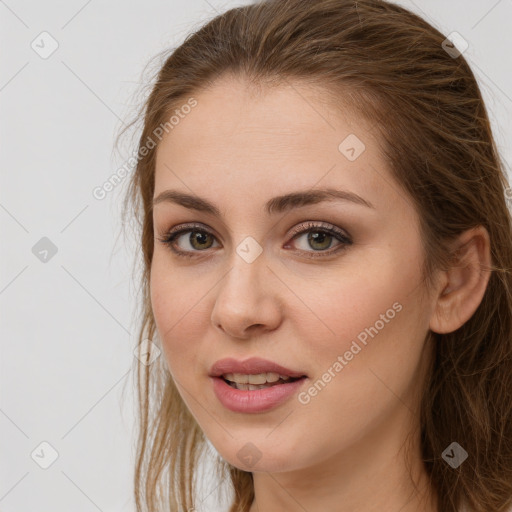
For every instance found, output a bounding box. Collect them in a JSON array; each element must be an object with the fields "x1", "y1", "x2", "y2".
[{"x1": 215, "y1": 439, "x2": 305, "y2": 474}]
